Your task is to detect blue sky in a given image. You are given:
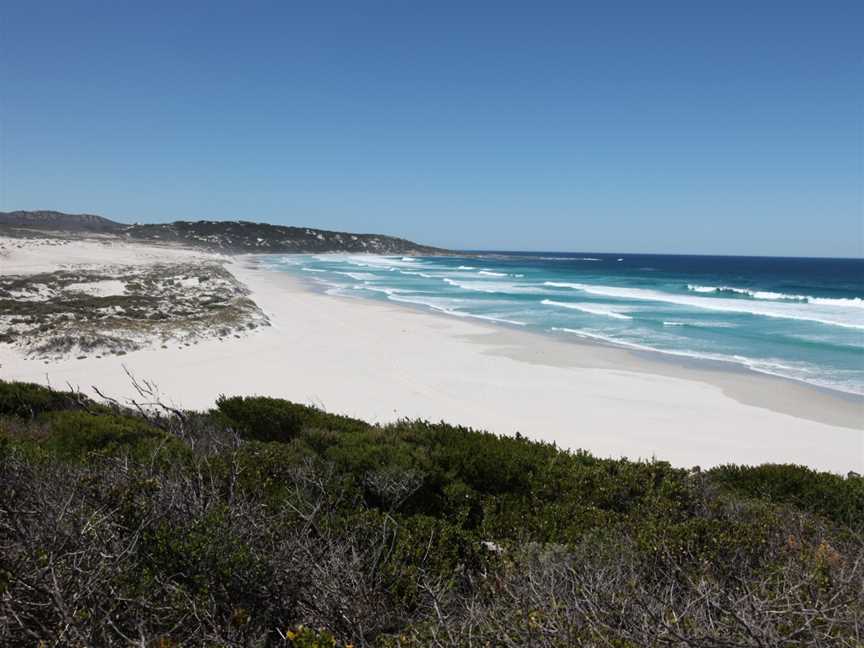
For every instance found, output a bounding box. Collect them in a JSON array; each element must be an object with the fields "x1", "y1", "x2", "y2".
[{"x1": 2, "y1": 1, "x2": 862, "y2": 256}]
